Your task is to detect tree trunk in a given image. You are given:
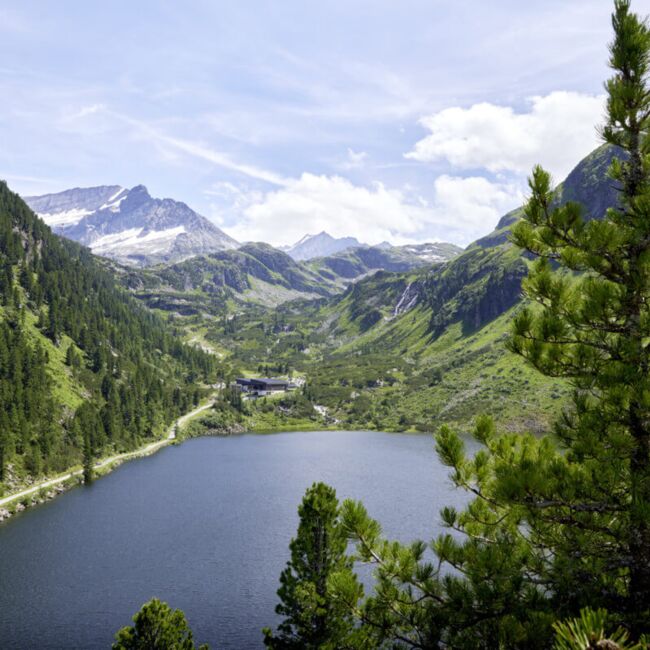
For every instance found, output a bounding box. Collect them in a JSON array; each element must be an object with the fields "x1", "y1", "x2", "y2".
[{"x1": 628, "y1": 402, "x2": 650, "y2": 633}]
